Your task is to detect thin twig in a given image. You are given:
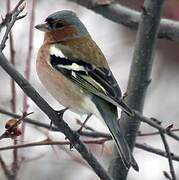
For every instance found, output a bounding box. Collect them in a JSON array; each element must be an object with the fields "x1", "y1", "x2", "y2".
[
  {"x1": 160, "y1": 132, "x2": 176, "y2": 180},
  {"x1": 0, "y1": 0, "x2": 24, "y2": 32},
  {"x1": 68, "y1": 0, "x2": 179, "y2": 42},
  {"x1": 76, "y1": 119, "x2": 95, "y2": 132},
  {"x1": 1, "y1": 108, "x2": 179, "y2": 162},
  {"x1": 22, "y1": 0, "x2": 36, "y2": 140},
  {"x1": 6, "y1": 1, "x2": 18, "y2": 179},
  {"x1": 0, "y1": 138, "x2": 108, "y2": 151},
  {"x1": 81, "y1": 131, "x2": 179, "y2": 162},
  {"x1": 0, "y1": 155, "x2": 13, "y2": 179},
  {"x1": 138, "y1": 129, "x2": 179, "y2": 137},
  {"x1": 134, "y1": 111, "x2": 179, "y2": 142},
  {"x1": 0, "y1": 0, "x2": 26, "y2": 50},
  {"x1": 76, "y1": 115, "x2": 94, "y2": 132},
  {"x1": 7, "y1": 0, "x2": 16, "y2": 113},
  {"x1": 135, "y1": 143, "x2": 179, "y2": 162},
  {"x1": 2, "y1": 107, "x2": 179, "y2": 138},
  {"x1": 1, "y1": 128, "x2": 179, "y2": 163}
]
